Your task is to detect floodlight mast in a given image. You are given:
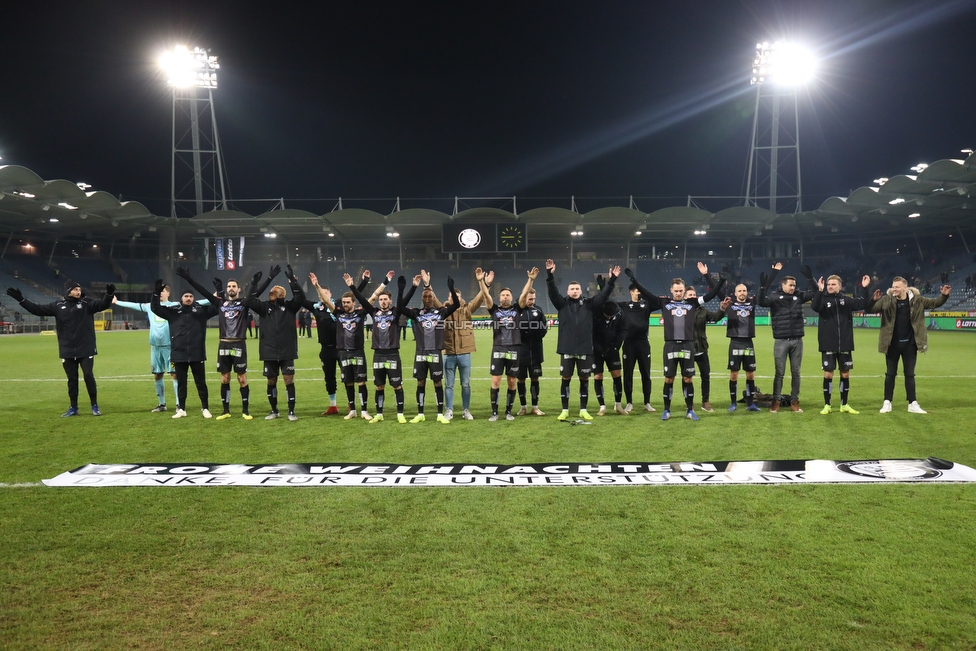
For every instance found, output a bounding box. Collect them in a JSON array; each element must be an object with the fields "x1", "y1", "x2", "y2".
[
  {"x1": 745, "y1": 41, "x2": 809, "y2": 216},
  {"x1": 161, "y1": 45, "x2": 228, "y2": 218}
]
